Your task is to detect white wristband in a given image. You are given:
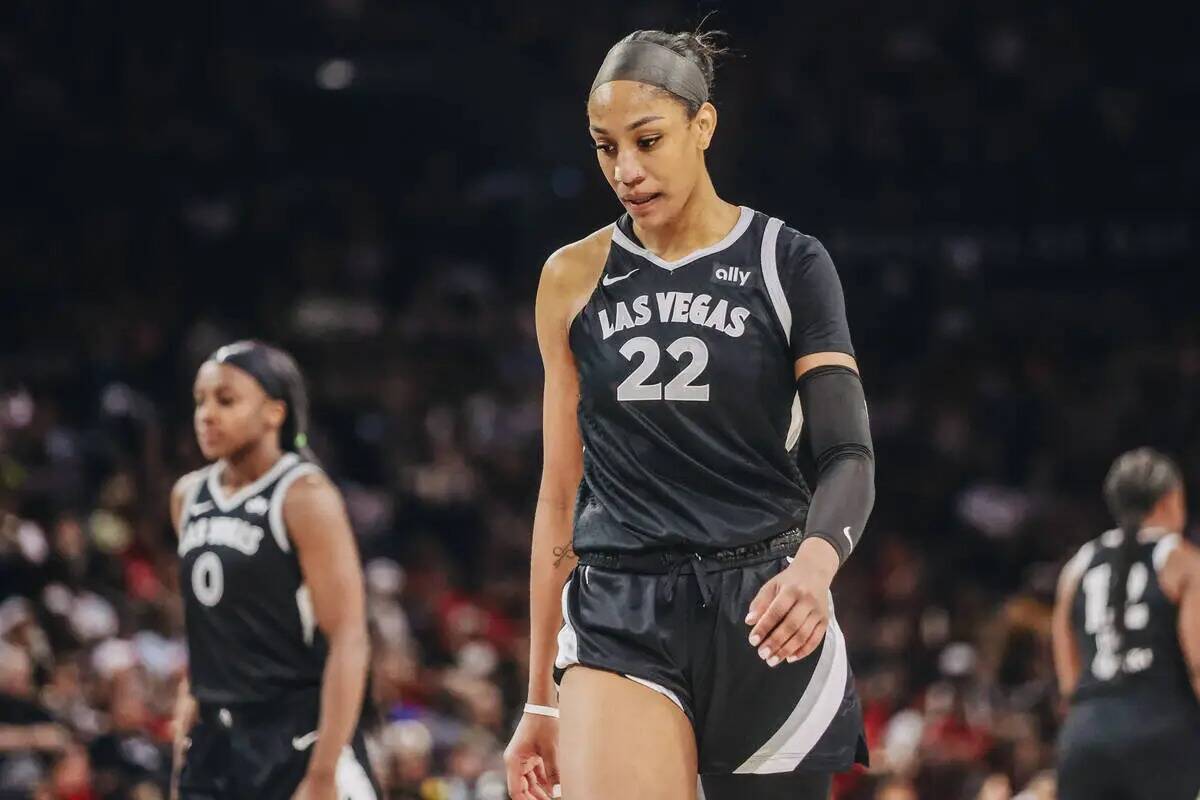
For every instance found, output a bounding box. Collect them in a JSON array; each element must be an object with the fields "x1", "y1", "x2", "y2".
[{"x1": 524, "y1": 703, "x2": 560, "y2": 718}]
